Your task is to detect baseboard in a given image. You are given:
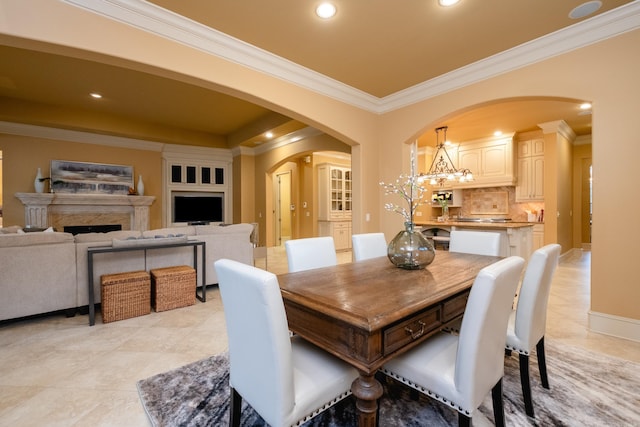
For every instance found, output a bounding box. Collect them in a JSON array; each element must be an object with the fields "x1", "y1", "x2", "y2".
[{"x1": 588, "y1": 311, "x2": 640, "y2": 343}]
